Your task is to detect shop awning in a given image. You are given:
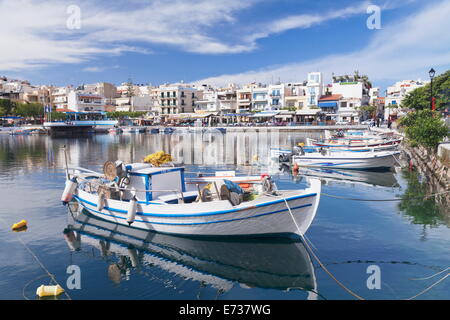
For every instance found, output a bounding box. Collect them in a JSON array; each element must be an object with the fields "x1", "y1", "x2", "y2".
[
  {"x1": 275, "y1": 114, "x2": 293, "y2": 119},
  {"x1": 295, "y1": 109, "x2": 320, "y2": 115},
  {"x1": 251, "y1": 111, "x2": 280, "y2": 117},
  {"x1": 318, "y1": 102, "x2": 338, "y2": 107}
]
